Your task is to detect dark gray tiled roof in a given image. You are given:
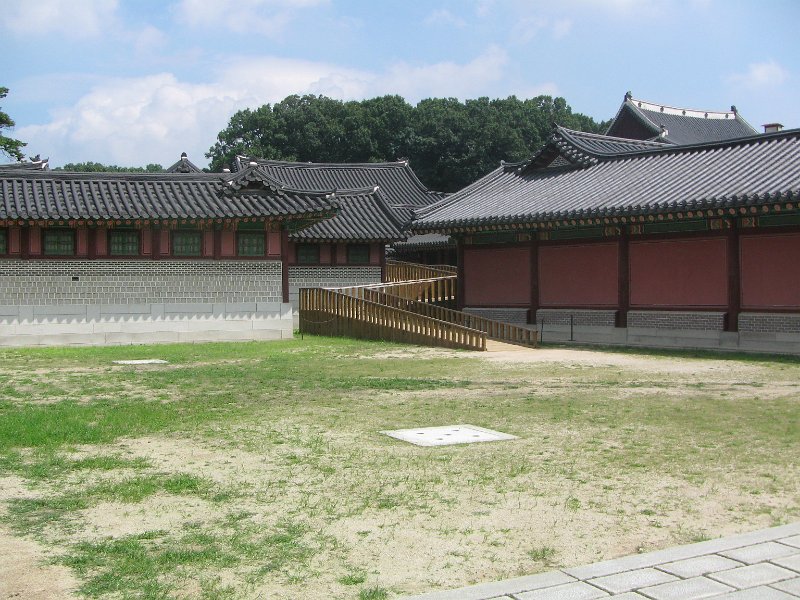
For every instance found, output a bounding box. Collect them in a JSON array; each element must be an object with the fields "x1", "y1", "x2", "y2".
[
  {"x1": 165, "y1": 153, "x2": 203, "y2": 173},
  {"x1": 290, "y1": 187, "x2": 406, "y2": 243},
  {"x1": 519, "y1": 126, "x2": 669, "y2": 170},
  {"x1": 392, "y1": 233, "x2": 453, "y2": 250},
  {"x1": 0, "y1": 159, "x2": 49, "y2": 171},
  {"x1": 0, "y1": 169, "x2": 337, "y2": 222},
  {"x1": 413, "y1": 129, "x2": 800, "y2": 231},
  {"x1": 606, "y1": 96, "x2": 758, "y2": 145},
  {"x1": 234, "y1": 157, "x2": 446, "y2": 208}
]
